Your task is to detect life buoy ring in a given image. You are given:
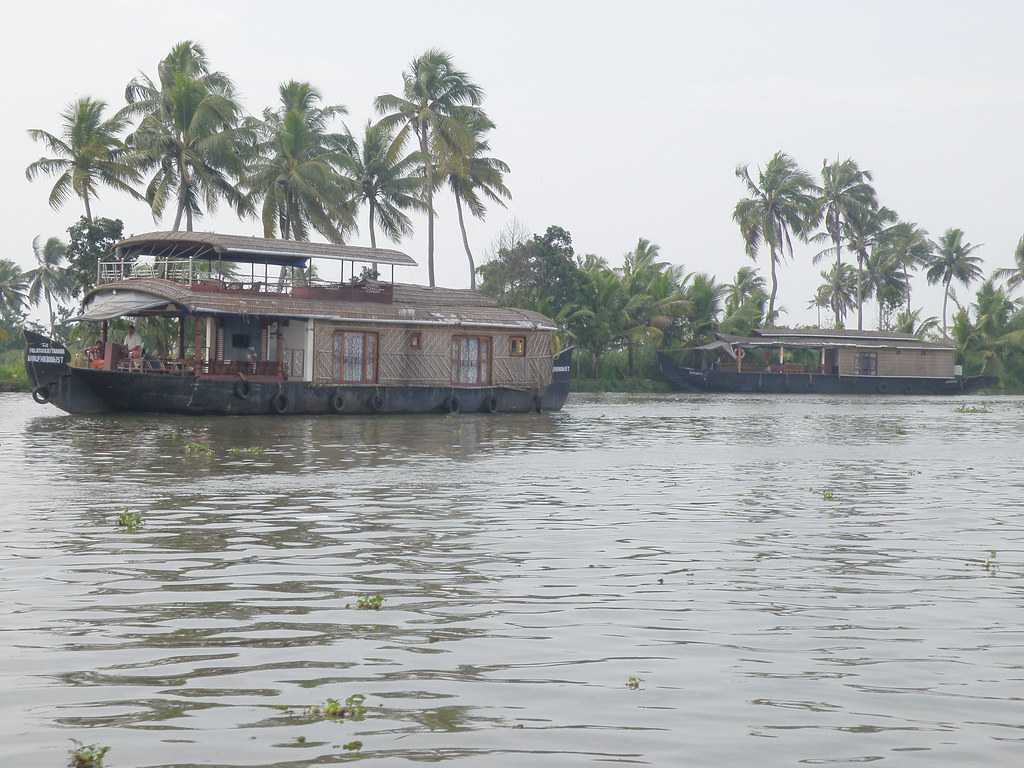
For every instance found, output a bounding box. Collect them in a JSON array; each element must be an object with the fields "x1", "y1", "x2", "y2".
[
  {"x1": 329, "y1": 390, "x2": 345, "y2": 413},
  {"x1": 446, "y1": 395, "x2": 460, "y2": 414},
  {"x1": 271, "y1": 392, "x2": 288, "y2": 414},
  {"x1": 369, "y1": 393, "x2": 385, "y2": 412},
  {"x1": 485, "y1": 394, "x2": 499, "y2": 413},
  {"x1": 233, "y1": 378, "x2": 251, "y2": 400},
  {"x1": 32, "y1": 385, "x2": 50, "y2": 404}
]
